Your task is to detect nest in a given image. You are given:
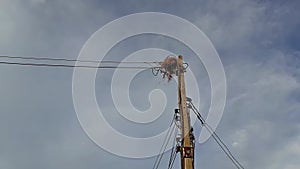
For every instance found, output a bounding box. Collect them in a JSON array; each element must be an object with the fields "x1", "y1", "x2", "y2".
[{"x1": 159, "y1": 56, "x2": 177, "y2": 81}]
